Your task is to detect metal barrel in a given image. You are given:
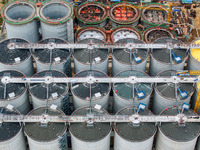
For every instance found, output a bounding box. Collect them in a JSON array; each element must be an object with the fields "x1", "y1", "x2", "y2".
[
  {"x1": 2, "y1": 0, "x2": 39, "y2": 43},
  {"x1": 112, "y1": 38, "x2": 149, "y2": 76},
  {"x1": 113, "y1": 70, "x2": 153, "y2": 113},
  {"x1": 152, "y1": 70, "x2": 194, "y2": 114},
  {"x1": 73, "y1": 38, "x2": 109, "y2": 74},
  {"x1": 0, "y1": 106, "x2": 26, "y2": 150},
  {"x1": 143, "y1": 26, "x2": 176, "y2": 43},
  {"x1": 29, "y1": 70, "x2": 69, "y2": 111},
  {"x1": 141, "y1": 3, "x2": 168, "y2": 28},
  {"x1": 114, "y1": 107, "x2": 157, "y2": 150},
  {"x1": 109, "y1": 2, "x2": 140, "y2": 27},
  {"x1": 76, "y1": 26, "x2": 107, "y2": 42},
  {"x1": 32, "y1": 38, "x2": 72, "y2": 77},
  {"x1": 149, "y1": 38, "x2": 188, "y2": 76},
  {"x1": 156, "y1": 106, "x2": 200, "y2": 150},
  {"x1": 24, "y1": 106, "x2": 68, "y2": 150},
  {"x1": 39, "y1": 0, "x2": 74, "y2": 42},
  {"x1": 76, "y1": 2, "x2": 108, "y2": 27},
  {"x1": 69, "y1": 107, "x2": 111, "y2": 150},
  {"x1": 111, "y1": 26, "x2": 142, "y2": 43},
  {"x1": 71, "y1": 70, "x2": 111, "y2": 111},
  {"x1": 0, "y1": 38, "x2": 34, "y2": 77},
  {"x1": 0, "y1": 70, "x2": 30, "y2": 114}
]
